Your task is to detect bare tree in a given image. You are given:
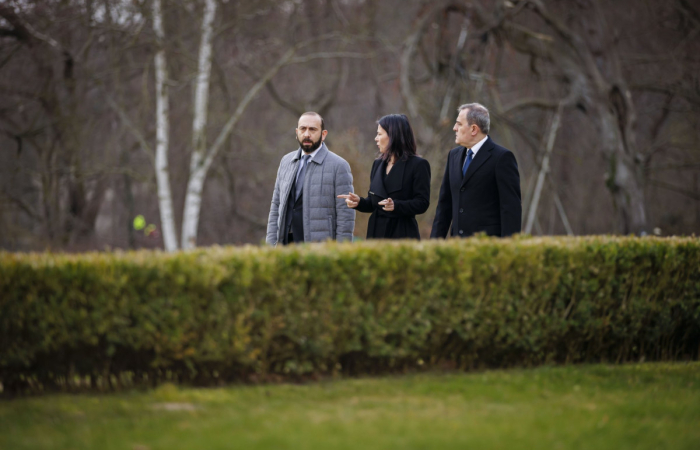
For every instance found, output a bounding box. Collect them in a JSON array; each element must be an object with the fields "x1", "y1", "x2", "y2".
[
  {"x1": 149, "y1": 0, "x2": 371, "y2": 250},
  {"x1": 152, "y1": 0, "x2": 178, "y2": 251},
  {"x1": 500, "y1": 0, "x2": 648, "y2": 234},
  {"x1": 1, "y1": 0, "x2": 698, "y2": 250},
  {"x1": 0, "y1": 2, "x2": 110, "y2": 247},
  {"x1": 397, "y1": 0, "x2": 657, "y2": 234}
]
